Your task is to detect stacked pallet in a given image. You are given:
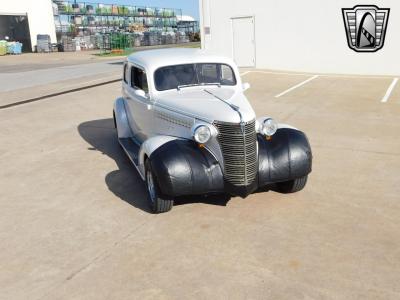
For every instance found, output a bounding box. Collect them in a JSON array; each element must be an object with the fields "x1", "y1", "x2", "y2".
[
  {"x1": 133, "y1": 33, "x2": 143, "y2": 47},
  {"x1": 37, "y1": 34, "x2": 51, "y2": 53},
  {"x1": 61, "y1": 36, "x2": 76, "y2": 52},
  {"x1": 143, "y1": 31, "x2": 161, "y2": 46},
  {"x1": 162, "y1": 32, "x2": 176, "y2": 45},
  {"x1": 176, "y1": 31, "x2": 189, "y2": 43}
]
